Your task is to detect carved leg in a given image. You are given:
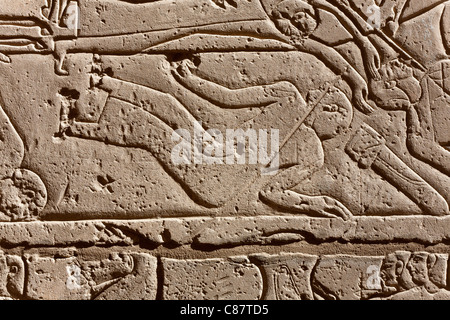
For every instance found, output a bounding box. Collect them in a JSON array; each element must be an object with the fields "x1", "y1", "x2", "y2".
[
  {"x1": 346, "y1": 124, "x2": 449, "y2": 216},
  {"x1": 0, "y1": 105, "x2": 24, "y2": 179},
  {"x1": 98, "y1": 75, "x2": 206, "y2": 136},
  {"x1": 65, "y1": 96, "x2": 178, "y2": 153},
  {"x1": 260, "y1": 164, "x2": 353, "y2": 220},
  {"x1": 406, "y1": 105, "x2": 450, "y2": 176}
]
